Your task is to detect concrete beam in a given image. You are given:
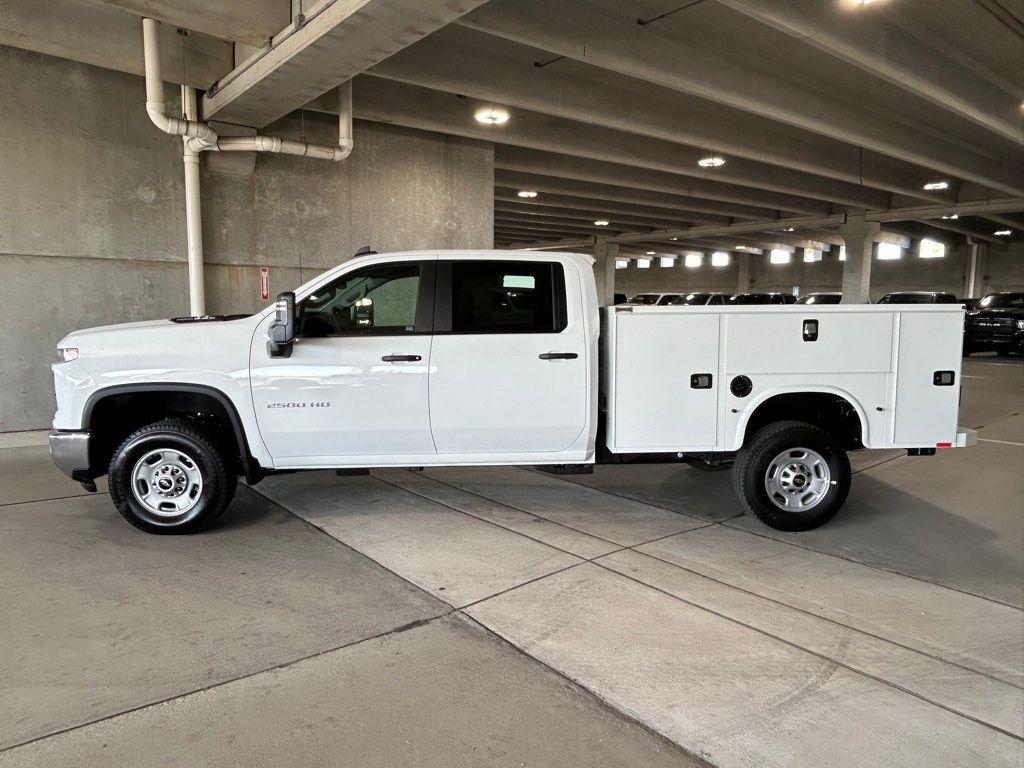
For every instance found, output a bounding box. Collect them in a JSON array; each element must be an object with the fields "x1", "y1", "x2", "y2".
[
  {"x1": 496, "y1": 212, "x2": 653, "y2": 234},
  {"x1": 371, "y1": 25, "x2": 961, "y2": 201},
  {"x1": 459, "y1": 0, "x2": 1023, "y2": 194},
  {"x1": 495, "y1": 202, "x2": 706, "y2": 231},
  {"x1": 0, "y1": 0, "x2": 232, "y2": 89},
  {"x1": 99, "y1": 0, "x2": 289, "y2": 47},
  {"x1": 324, "y1": 76, "x2": 893, "y2": 210},
  {"x1": 495, "y1": 171, "x2": 779, "y2": 222},
  {"x1": 718, "y1": 0, "x2": 1024, "y2": 146},
  {"x1": 203, "y1": 0, "x2": 488, "y2": 127},
  {"x1": 494, "y1": 147, "x2": 833, "y2": 216},
  {"x1": 495, "y1": 190, "x2": 728, "y2": 226}
]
